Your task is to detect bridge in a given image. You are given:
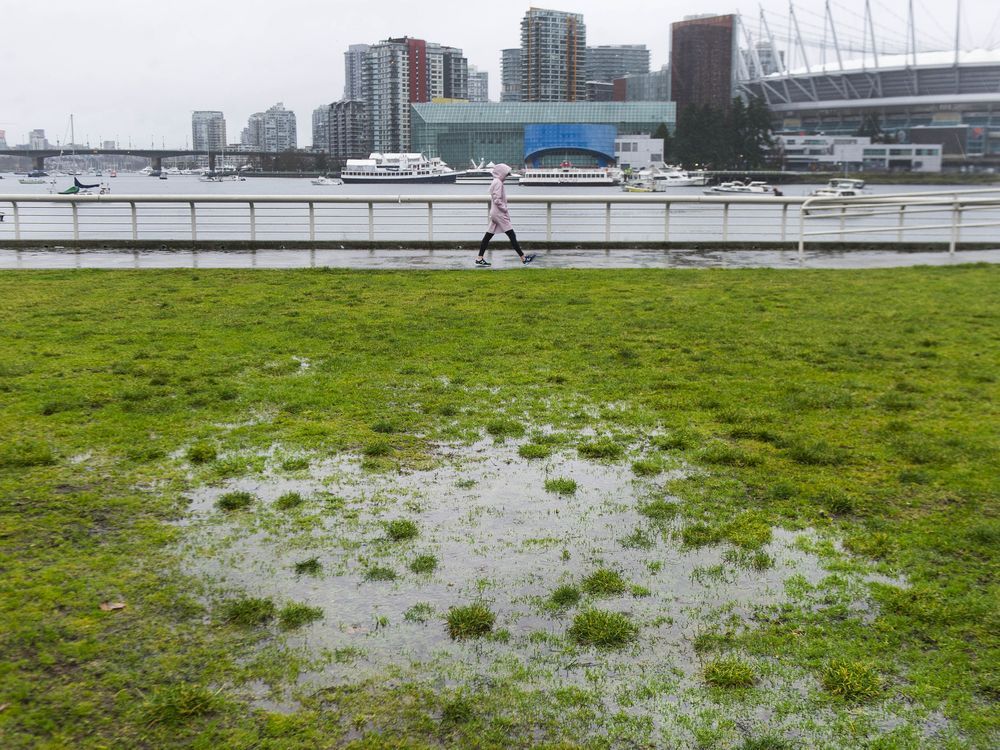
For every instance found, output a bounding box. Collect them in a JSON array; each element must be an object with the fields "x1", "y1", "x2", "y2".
[{"x1": 0, "y1": 148, "x2": 324, "y2": 171}]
